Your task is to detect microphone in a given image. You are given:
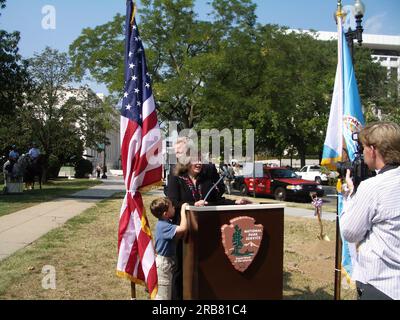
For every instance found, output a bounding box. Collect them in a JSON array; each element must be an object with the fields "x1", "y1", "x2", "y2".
[
  {"x1": 222, "y1": 165, "x2": 230, "y2": 177},
  {"x1": 203, "y1": 166, "x2": 229, "y2": 203}
]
